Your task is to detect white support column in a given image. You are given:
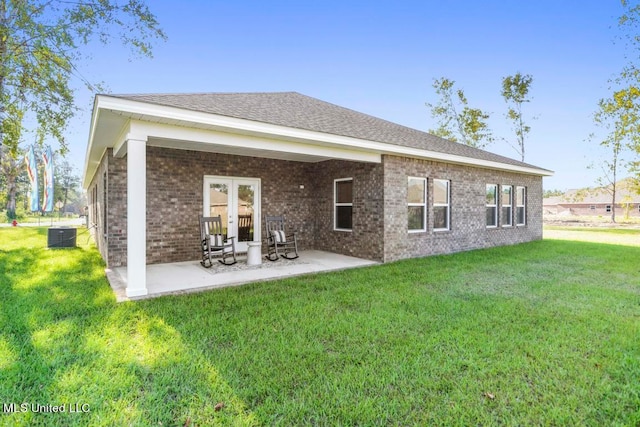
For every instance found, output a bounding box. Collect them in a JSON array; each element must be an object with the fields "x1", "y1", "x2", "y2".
[{"x1": 126, "y1": 137, "x2": 148, "y2": 297}]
